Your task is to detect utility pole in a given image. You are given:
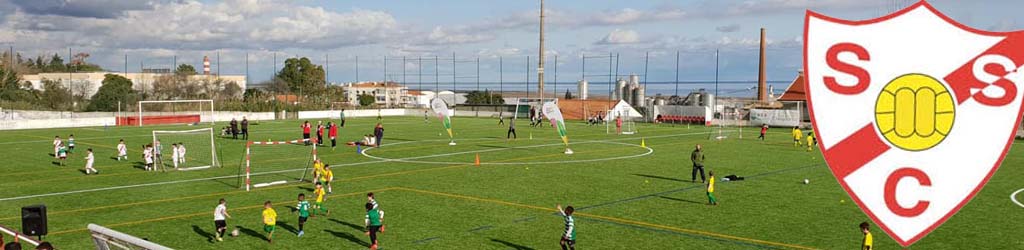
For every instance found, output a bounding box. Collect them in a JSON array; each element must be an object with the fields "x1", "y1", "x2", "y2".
[{"x1": 537, "y1": 0, "x2": 545, "y2": 100}]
